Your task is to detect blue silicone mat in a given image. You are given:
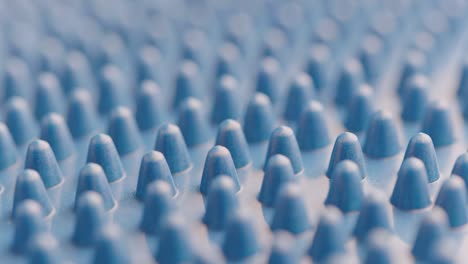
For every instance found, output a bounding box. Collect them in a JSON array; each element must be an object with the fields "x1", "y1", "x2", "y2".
[{"x1": 0, "y1": 0, "x2": 468, "y2": 263}]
